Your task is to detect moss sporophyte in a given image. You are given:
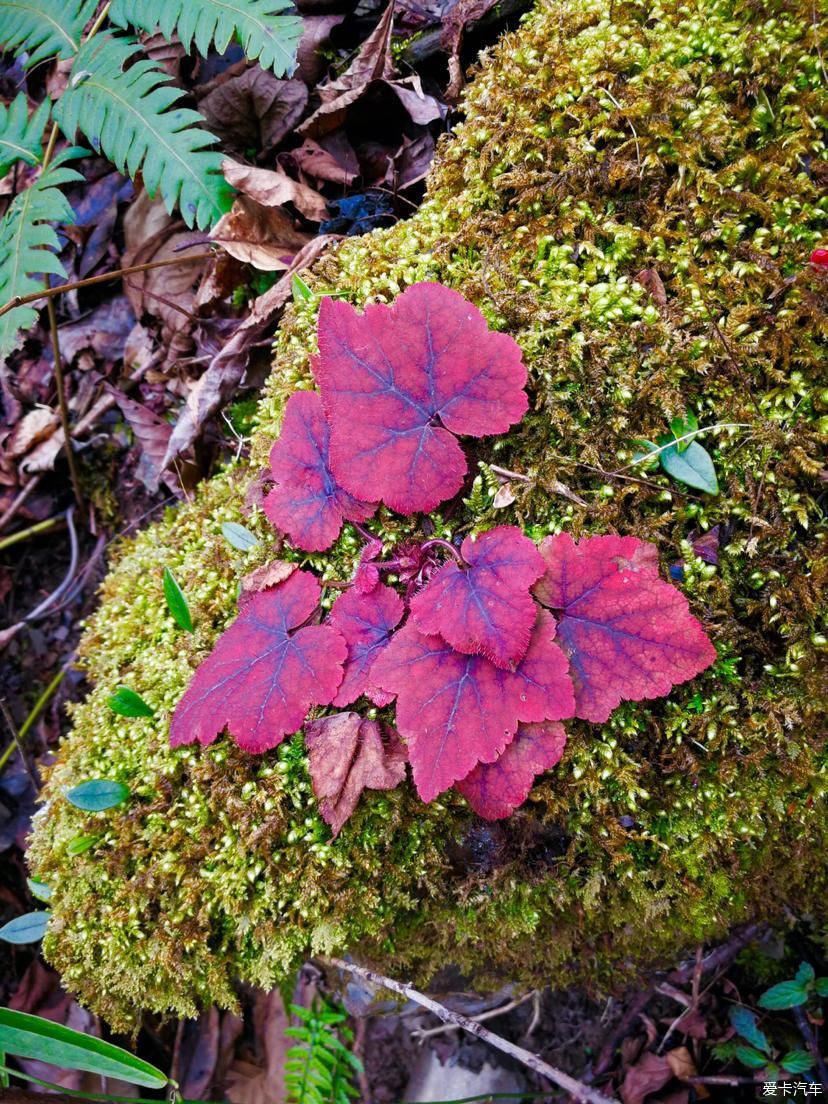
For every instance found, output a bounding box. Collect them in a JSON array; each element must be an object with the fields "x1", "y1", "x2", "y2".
[{"x1": 28, "y1": 0, "x2": 828, "y2": 1031}]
